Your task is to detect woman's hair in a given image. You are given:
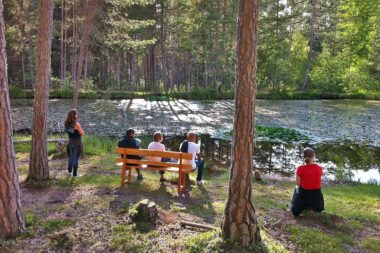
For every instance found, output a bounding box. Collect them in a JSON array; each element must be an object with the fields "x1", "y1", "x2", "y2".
[
  {"x1": 153, "y1": 132, "x2": 163, "y2": 142},
  {"x1": 303, "y1": 147, "x2": 315, "y2": 164},
  {"x1": 65, "y1": 109, "x2": 77, "y2": 128}
]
